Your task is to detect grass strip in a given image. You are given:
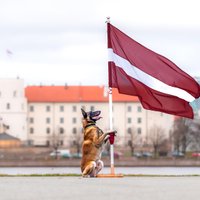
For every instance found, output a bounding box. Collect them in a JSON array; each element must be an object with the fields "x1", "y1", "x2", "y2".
[{"x1": 0, "y1": 174, "x2": 200, "y2": 177}]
